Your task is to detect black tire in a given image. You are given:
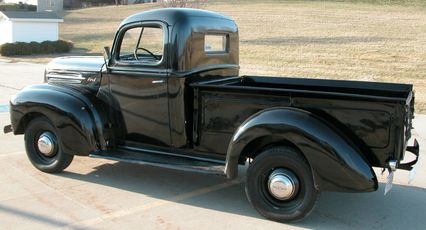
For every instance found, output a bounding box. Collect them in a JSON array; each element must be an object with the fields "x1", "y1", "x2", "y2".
[
  {"x1": 24, "y1": 116, "x2": 74, "y2": 173},
  {"x1": 245, "y1": 147, "x2": 319, "y2": 222}
]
